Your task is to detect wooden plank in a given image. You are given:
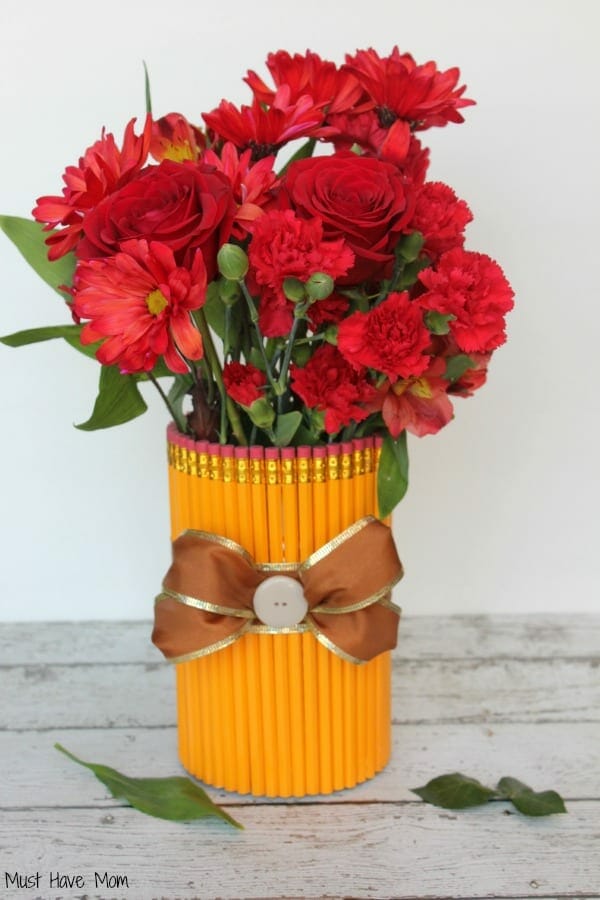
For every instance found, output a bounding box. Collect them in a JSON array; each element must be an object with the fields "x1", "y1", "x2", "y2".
[
  {"x1": 0, "y1": 802, "x2": 598, "y2": 899},
  {"x1": 2, "y1": 657, "x2": 599, "y2": 730},
  {"x1": 1, "y1": 722, "x2": 598, "y2": 808},
  {"x1": 1, "y1": 614, "x2": 599, "y2": 665}
]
